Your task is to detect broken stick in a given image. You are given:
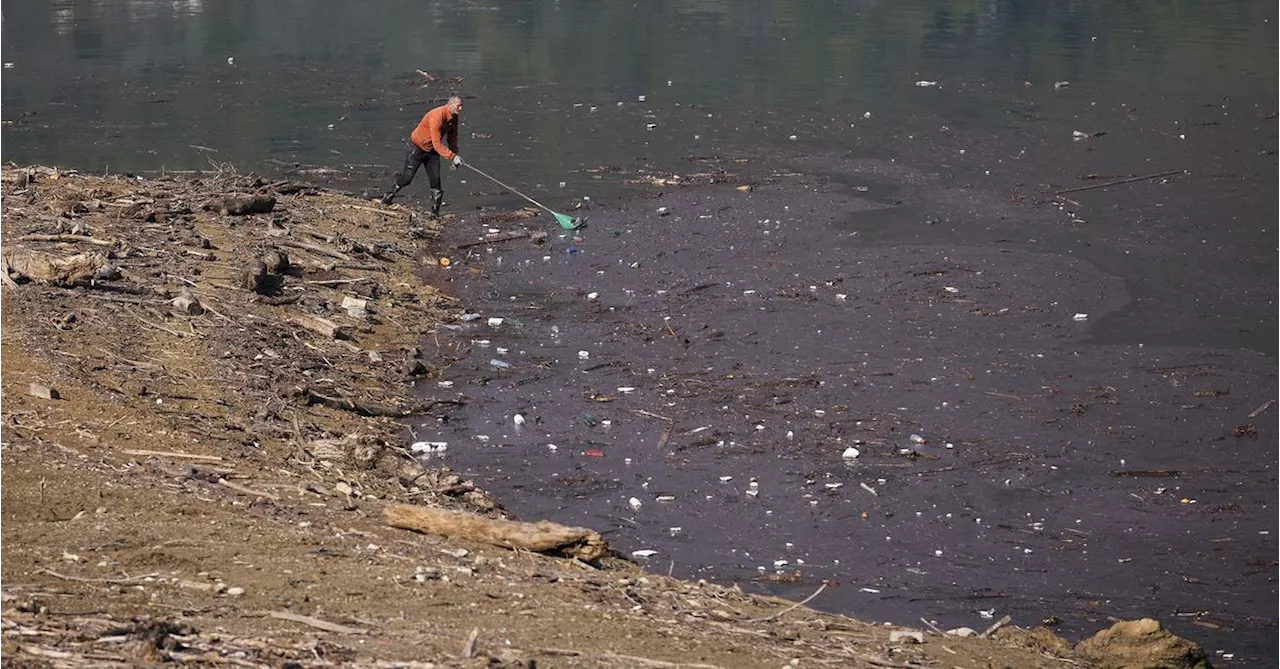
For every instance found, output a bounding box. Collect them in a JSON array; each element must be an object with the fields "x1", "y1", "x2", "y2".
[{"x1": 267, "y1": 611, "x2": 367, "y2": 635}]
